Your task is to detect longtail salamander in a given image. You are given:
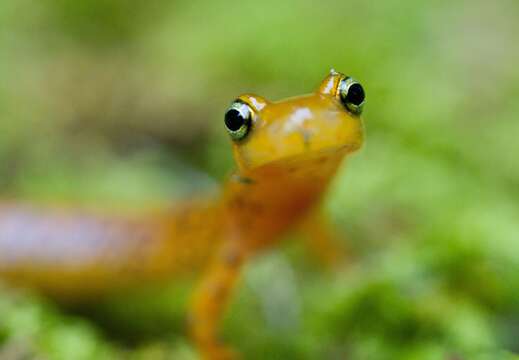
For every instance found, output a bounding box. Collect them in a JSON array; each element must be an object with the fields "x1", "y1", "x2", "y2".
[{"x1": 0, "y1": 70, "x2": 365, "y2": 359}]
